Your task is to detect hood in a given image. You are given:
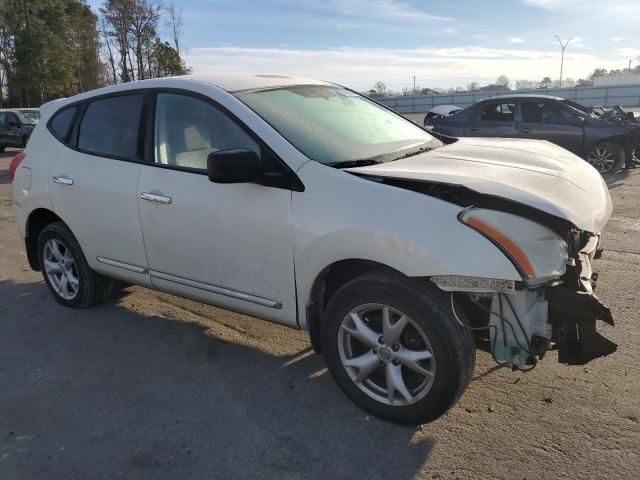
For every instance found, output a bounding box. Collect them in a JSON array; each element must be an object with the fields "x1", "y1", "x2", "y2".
[{"x1": 346, "y1": 137, "x2": 612, "y2": 233}]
